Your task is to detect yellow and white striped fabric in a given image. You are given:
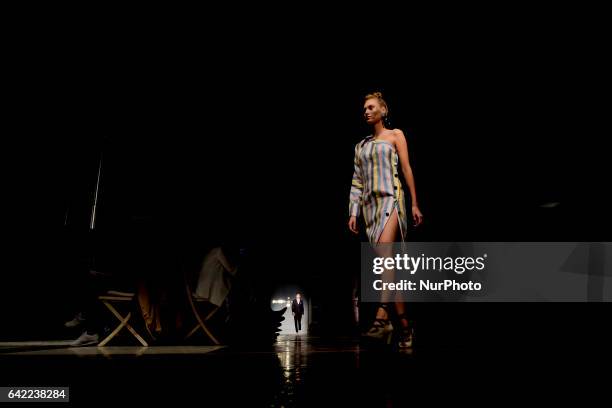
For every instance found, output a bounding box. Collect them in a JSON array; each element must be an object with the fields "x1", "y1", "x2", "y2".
[{"x1": 349, "y1": 135, "x2": 408, "y2": 244}]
